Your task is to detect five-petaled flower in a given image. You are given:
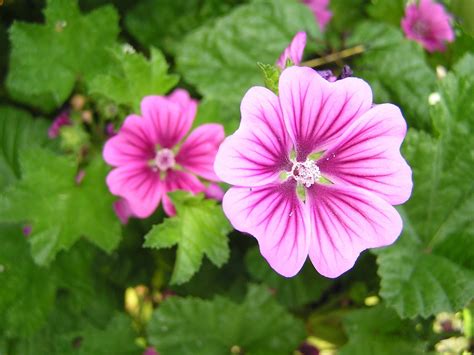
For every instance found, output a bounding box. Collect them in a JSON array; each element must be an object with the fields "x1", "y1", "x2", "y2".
[
  {"x1": 103, "y1": 89, "x2": 224, "y2": 218},
  {"x1": 214, "y1": 66, "x2": 412, "y2": 278},
  {"x1": 401, "y1": 0, "x2": 454, "y2": 52}
]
